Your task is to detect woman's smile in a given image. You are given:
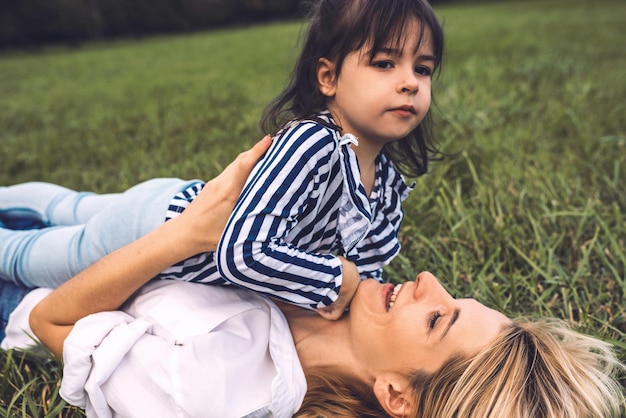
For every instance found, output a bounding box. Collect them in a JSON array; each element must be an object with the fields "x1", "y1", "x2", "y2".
[{"x1": 386, "y1": 282, "x2": 404, "y2": 310}]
